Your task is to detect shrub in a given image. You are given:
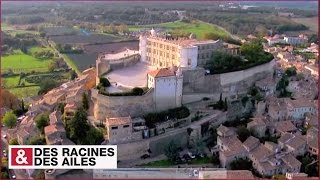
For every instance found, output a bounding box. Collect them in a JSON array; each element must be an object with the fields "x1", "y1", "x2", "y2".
[{"x1": 99, "y1": 77, "x2": 111, "y2": 87}]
